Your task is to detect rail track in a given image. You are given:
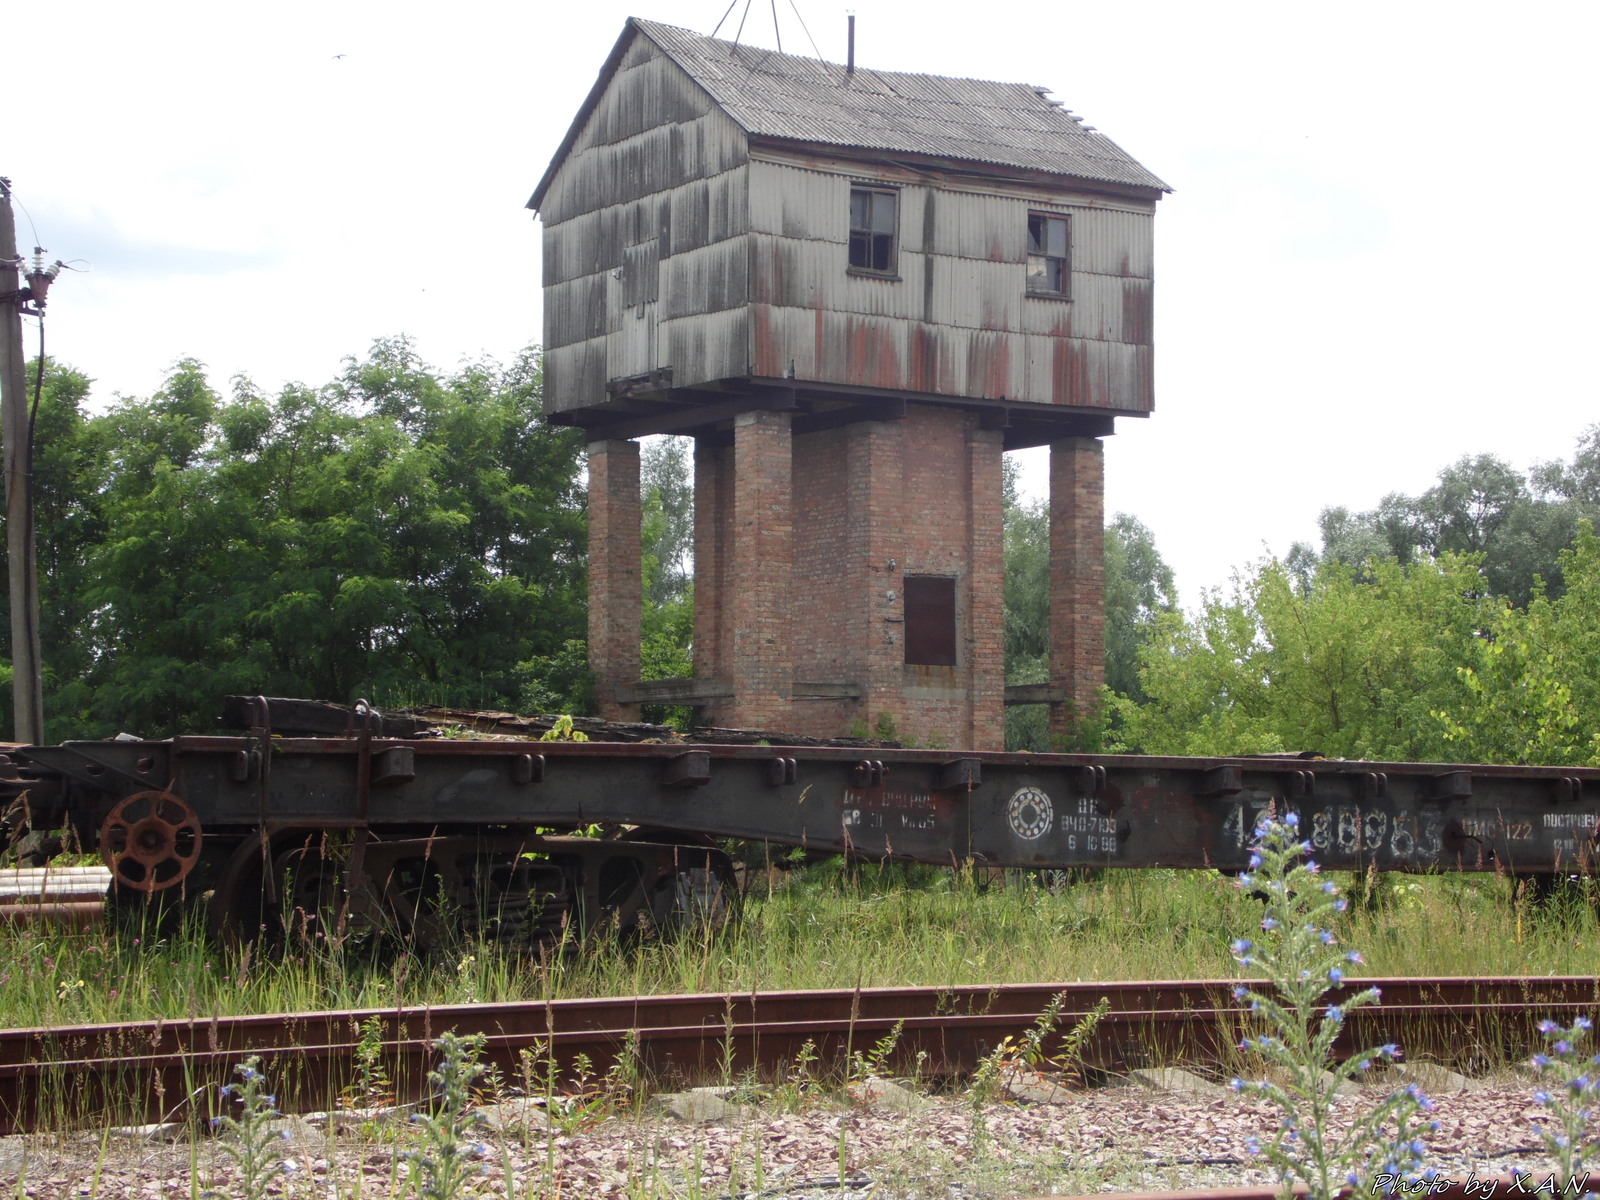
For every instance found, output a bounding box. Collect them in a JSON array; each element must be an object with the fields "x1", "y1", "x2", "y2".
[{"x1": 2, "y1": 975, "x2": 1596, "y2": 1136}]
